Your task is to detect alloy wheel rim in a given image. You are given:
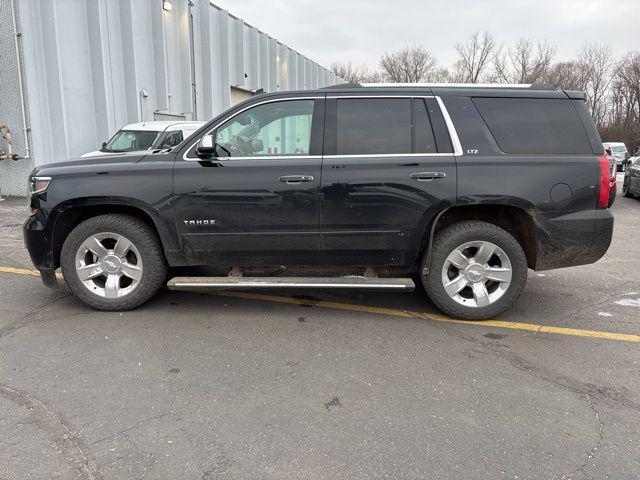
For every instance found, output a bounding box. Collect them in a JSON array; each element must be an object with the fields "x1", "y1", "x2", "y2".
[
  {"x1": 441, "y1": 240, "x2": 512, "y2": 308},
  {"x1": 75, "y1": 232, "x2": 143, "y2": 298}
]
